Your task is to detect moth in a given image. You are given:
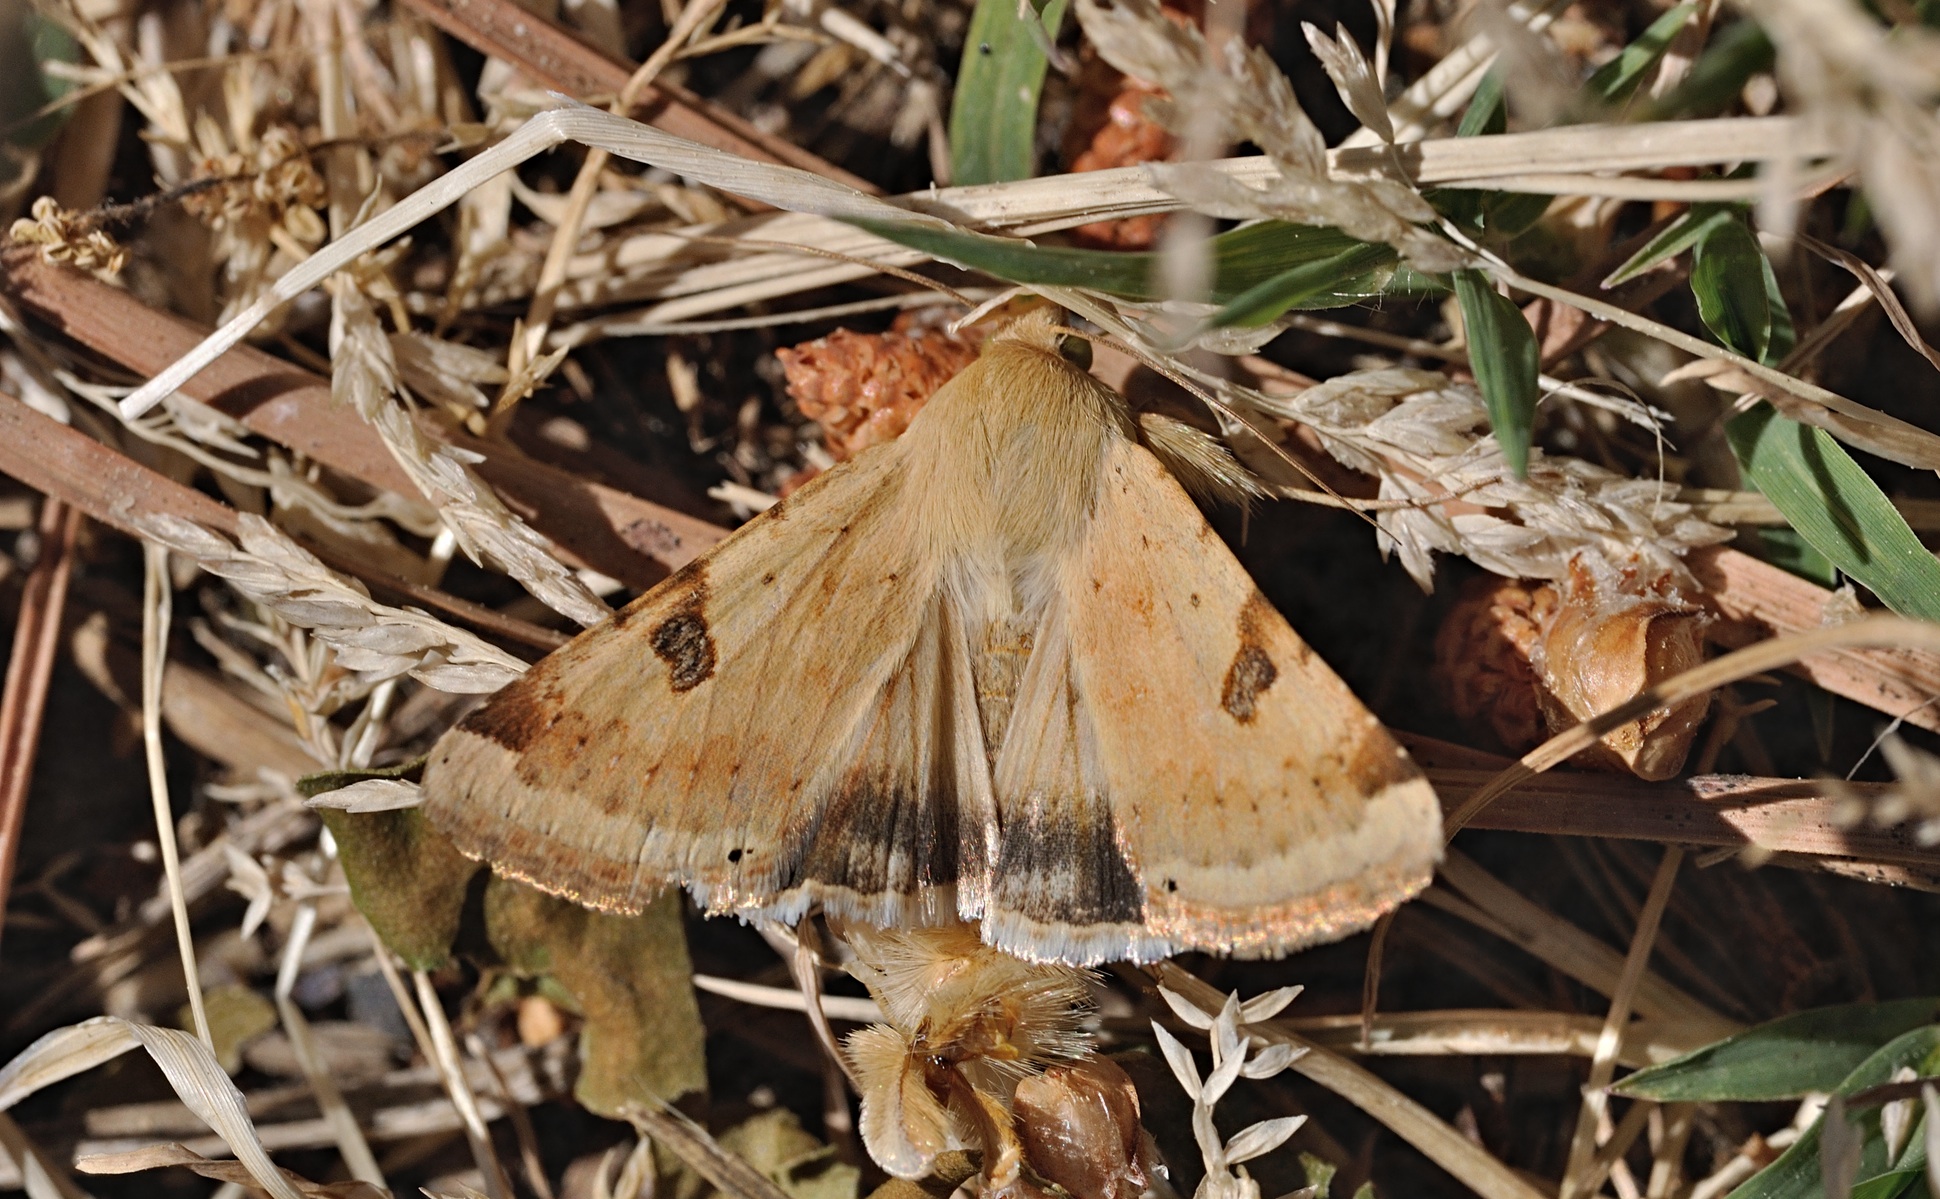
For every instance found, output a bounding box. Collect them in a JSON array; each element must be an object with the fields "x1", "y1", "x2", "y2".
[{"x1": 421, "y1": 309, "x2": 1442, "y2": 966}]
